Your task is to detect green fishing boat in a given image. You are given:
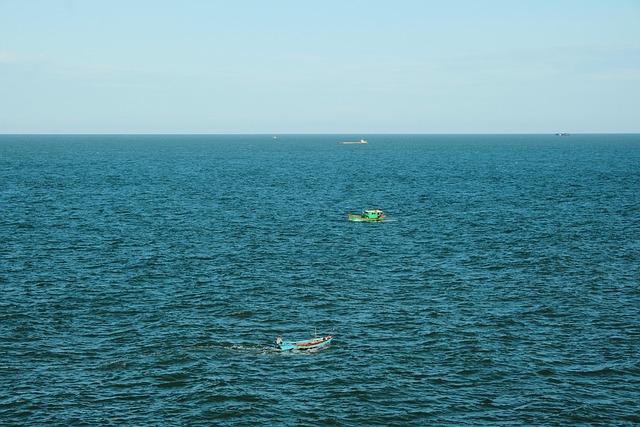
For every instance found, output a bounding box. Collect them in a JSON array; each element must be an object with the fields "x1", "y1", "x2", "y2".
[{"x1": 348, "y1": 209, "x2": 387, "y2": 222}]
